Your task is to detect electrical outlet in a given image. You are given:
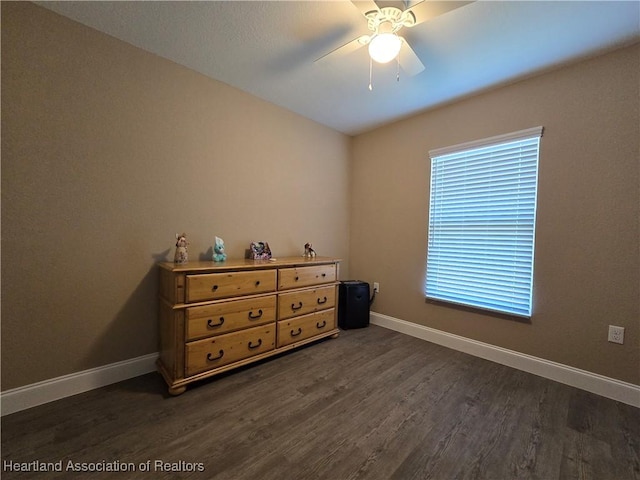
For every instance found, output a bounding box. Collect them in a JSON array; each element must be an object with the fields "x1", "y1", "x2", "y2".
[
  {"x1": 373, "y1": 282, "x2": 380, "y2": 293},
  {"x1": 608, "y1": 325, "x2": 625, "y2": 344}
]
